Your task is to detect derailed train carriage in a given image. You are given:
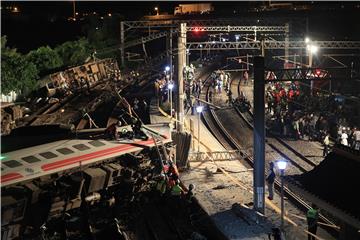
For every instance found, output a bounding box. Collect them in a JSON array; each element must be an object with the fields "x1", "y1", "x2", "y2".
[
  {"x1": 1, "y1": 125, "x2": 171, "y2": 239},
  {"x1": 39, "y1": 58, "x2": 121, "y2": 97}
]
